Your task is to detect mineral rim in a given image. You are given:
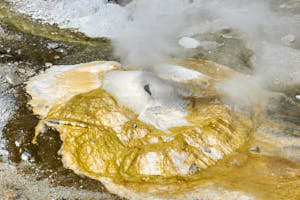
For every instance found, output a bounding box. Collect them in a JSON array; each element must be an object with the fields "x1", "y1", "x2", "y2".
[{"x1": 24, "y1": 59, "x2": 300, "y2": 200}]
